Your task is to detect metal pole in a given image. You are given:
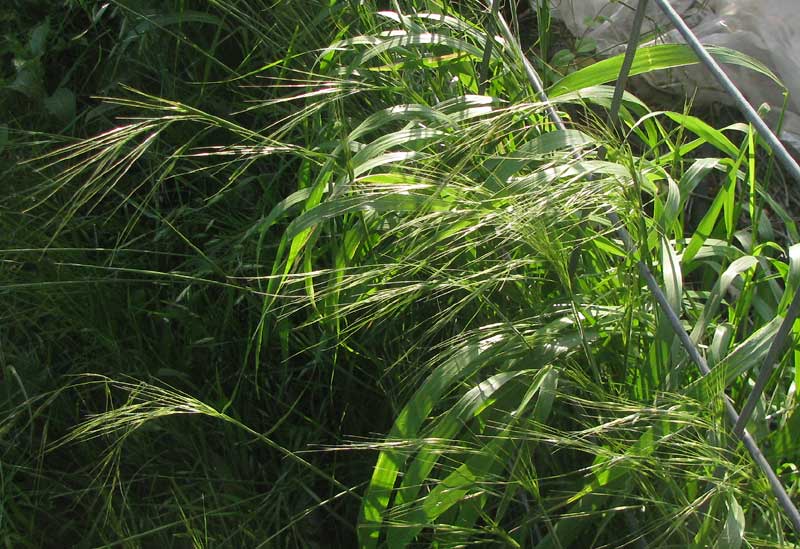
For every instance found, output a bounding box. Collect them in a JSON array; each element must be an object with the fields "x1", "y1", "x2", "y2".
[
  {"x1": 621, "y1": 220, "x2": 800, "y2": 534},
  {"x1": 610, "y1": 0, "x2": 650, "y2": 125},
  {"x1": 648, "y1": 0, "x2": 800, "y2": 530},
  {"x1": 495, "y1": 5, "x2": 800, "y2": 535},
  {"x1": 495, "y1": 12, "x2": 566, "y2": 131},
  {"x1": 733, "y1": 287, "x2": 800, "y2": 438},
  {"x1": 651, "y1": 0, "x2": 800, "y2": 187}
]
